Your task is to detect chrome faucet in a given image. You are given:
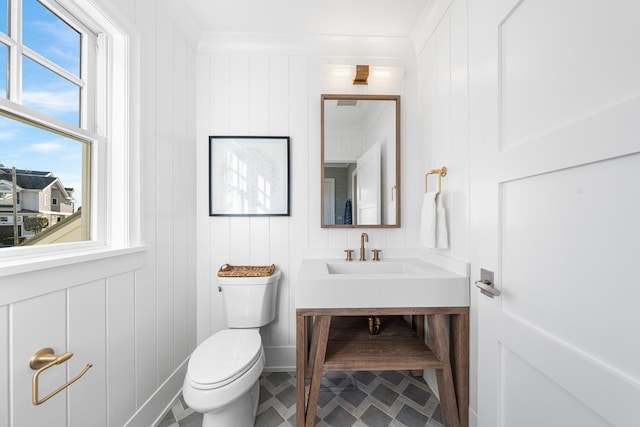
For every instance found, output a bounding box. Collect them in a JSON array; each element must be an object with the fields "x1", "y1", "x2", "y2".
[{"x1": 359, "y1": 232, "x2": 368, "y2": 261}]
